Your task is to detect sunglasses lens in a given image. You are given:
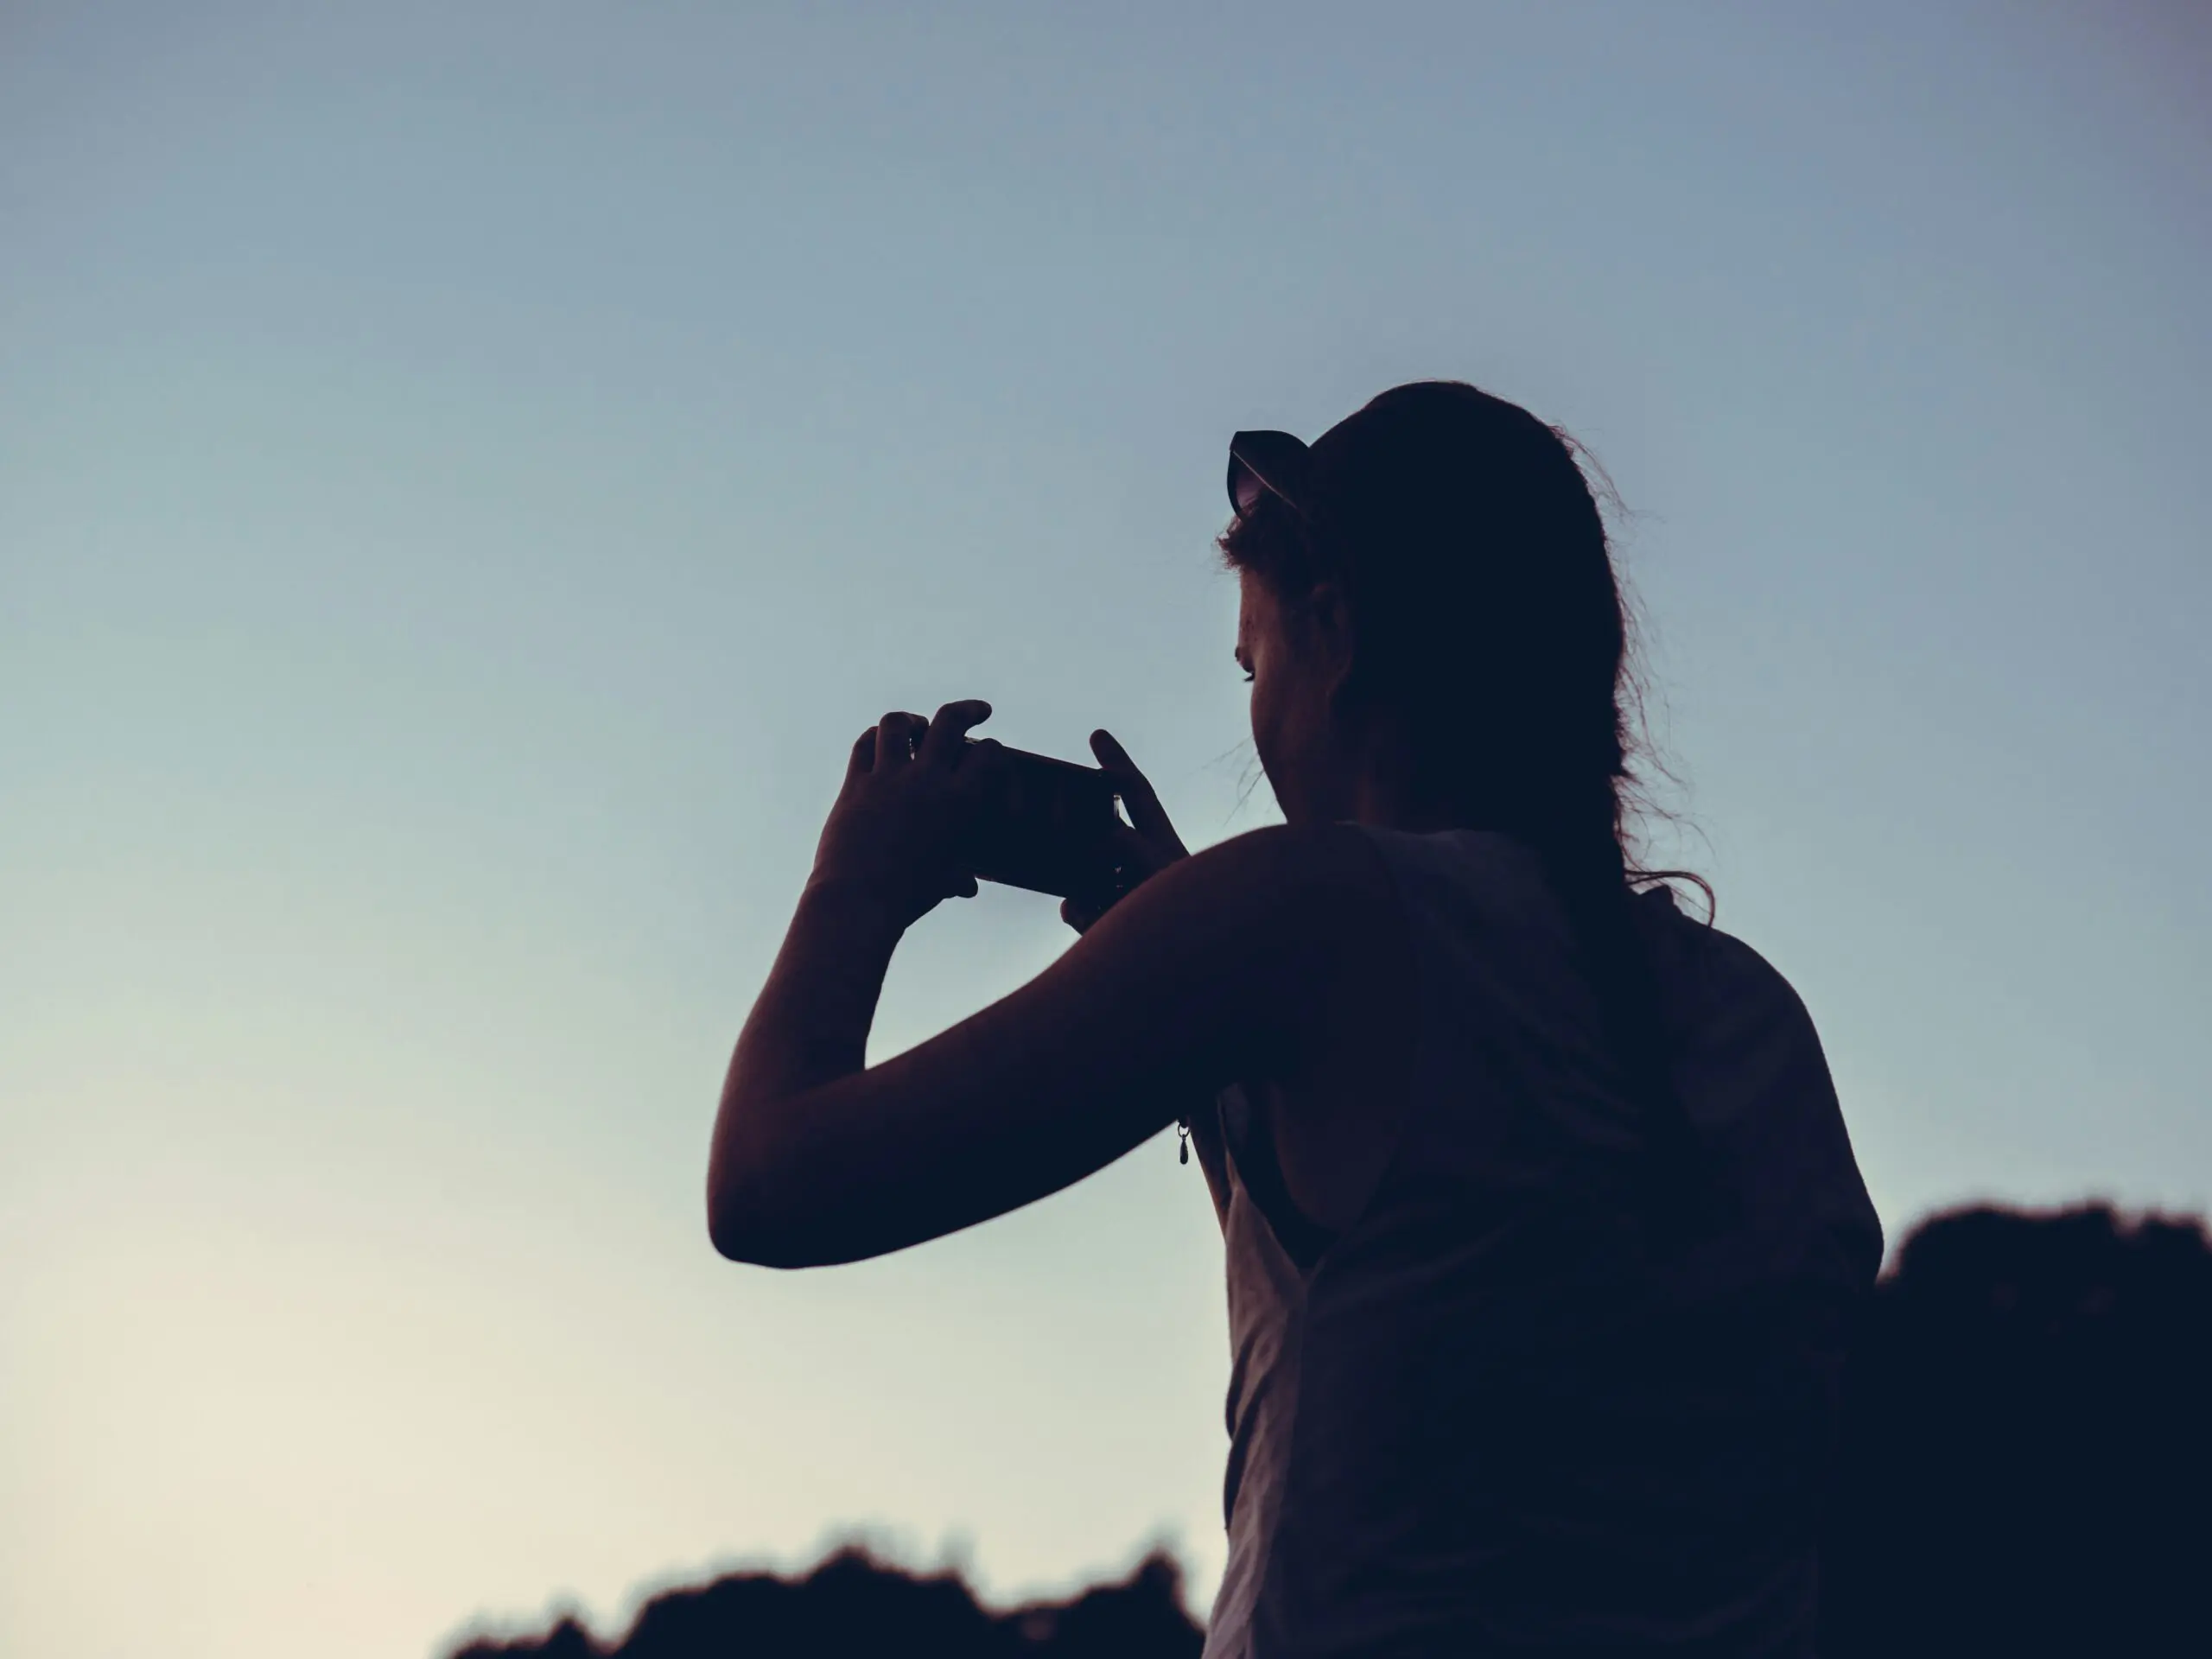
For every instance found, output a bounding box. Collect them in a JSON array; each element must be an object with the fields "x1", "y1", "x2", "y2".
[
  {"x1": 1230, "y1": 461, "x2": 1266, "y2": 516},
  {"x1": 1229, "y1": 430, "x2": 1309, "y2": 518}
]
